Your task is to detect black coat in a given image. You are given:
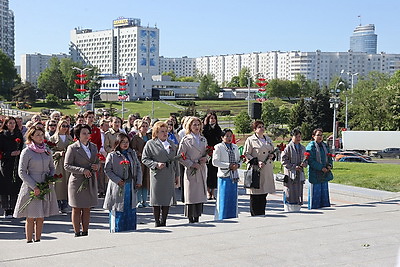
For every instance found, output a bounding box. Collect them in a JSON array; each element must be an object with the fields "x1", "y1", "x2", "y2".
[
  {"x1": 202, "y1": 124, "x2": 222, "y2": 189},
  {"x1": 0, "y1": 130, "x2": 24, "y2": 195}
]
